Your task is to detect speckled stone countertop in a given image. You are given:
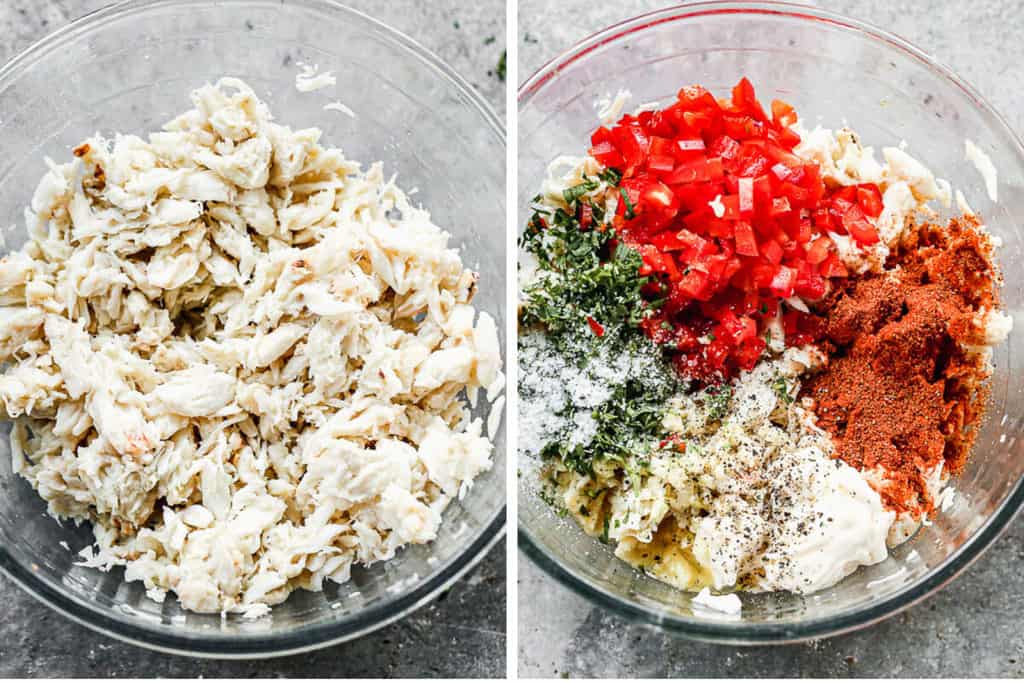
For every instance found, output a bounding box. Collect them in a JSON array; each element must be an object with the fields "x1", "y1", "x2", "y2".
[
  {"x1": 518, "y1": 0, "x2": 1024, "y2": 677},
  {"x1": 0, "y1": 0, "x2": 506, "y2": 677}
]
